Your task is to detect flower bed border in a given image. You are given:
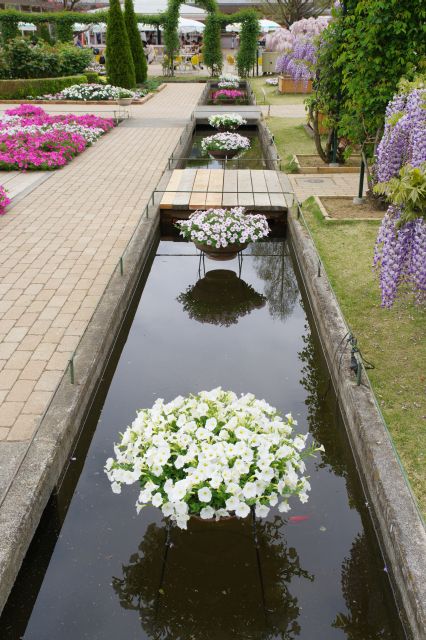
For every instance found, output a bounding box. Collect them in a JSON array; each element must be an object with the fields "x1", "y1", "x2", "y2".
[
  {"x1": 292, "y1": 154, "x2": 361, "y2": 174},
  {"x1": 0, "y1": 93, "x2": 155, "y2": 106}
]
